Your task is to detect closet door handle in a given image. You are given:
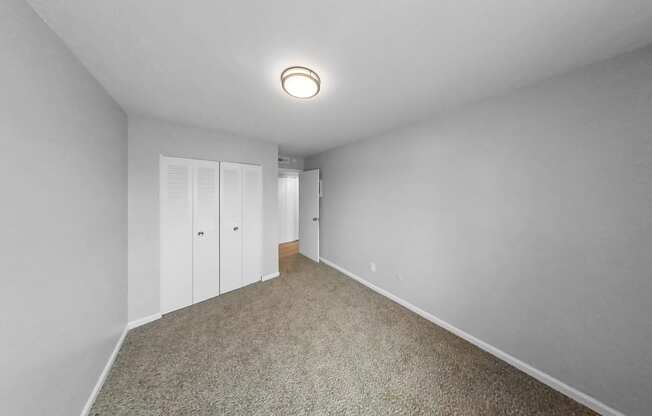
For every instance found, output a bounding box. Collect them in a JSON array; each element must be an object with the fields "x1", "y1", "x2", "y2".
[
  {"x1": 233, "y1": 226, "x2": 239, "y2": 231},
  {"x1": 312, "y1": 217, "x2": 319, "y2": 222}
]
